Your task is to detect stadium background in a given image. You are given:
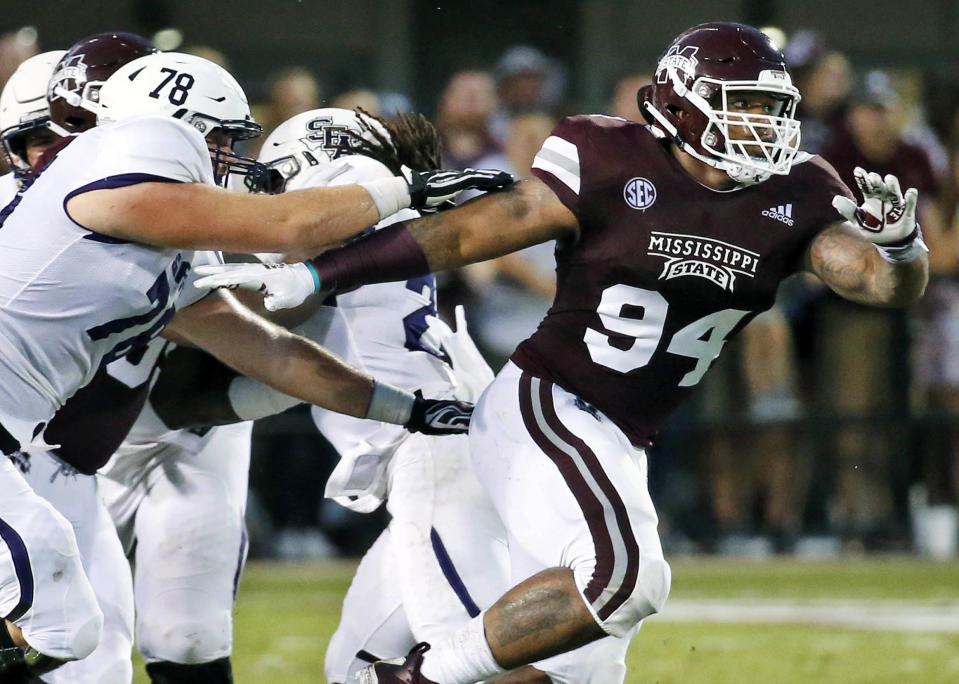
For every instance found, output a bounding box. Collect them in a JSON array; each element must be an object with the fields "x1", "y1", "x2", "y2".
[{"x1": 2, "y1": 1, "x2": 959, "y2": 681}]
